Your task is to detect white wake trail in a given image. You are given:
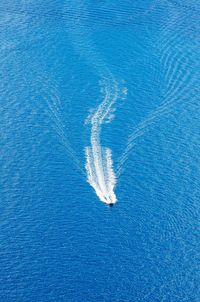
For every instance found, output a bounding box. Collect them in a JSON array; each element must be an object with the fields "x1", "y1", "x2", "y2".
[
  {"x1": 85, "y1": 80, "x2": 119, "y2": 205},
  {"x1": 63, "y1": 0, "x2": 127, "y2": 204}
]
